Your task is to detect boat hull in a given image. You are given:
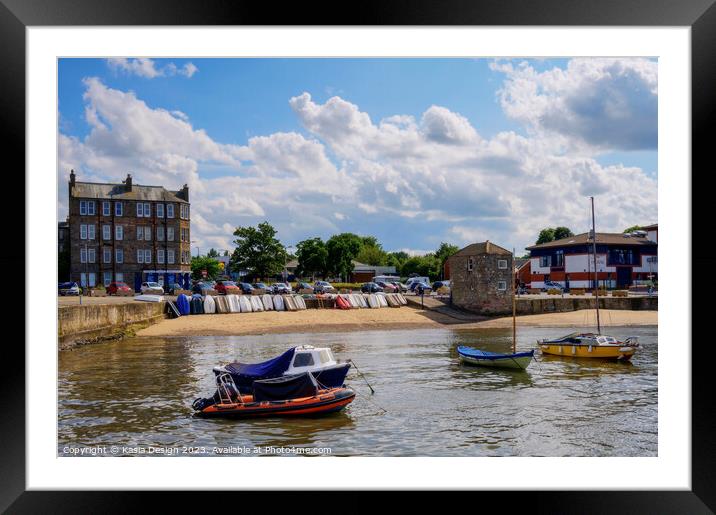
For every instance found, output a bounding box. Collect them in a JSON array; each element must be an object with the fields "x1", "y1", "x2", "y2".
[
  {"x1": 539, "y1": 343, "x2": 637, "y2": 360},
  {"x1": 457, "y1": 347, "x2": 535, "y2": 370},
  {"x1": 196, "y1": 387, "x2": 355, "y2": 418}
]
